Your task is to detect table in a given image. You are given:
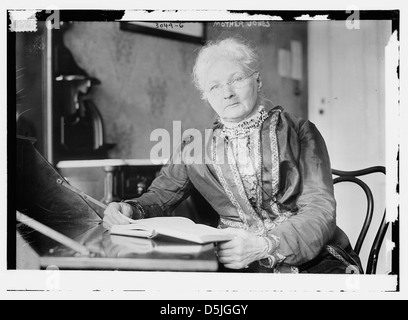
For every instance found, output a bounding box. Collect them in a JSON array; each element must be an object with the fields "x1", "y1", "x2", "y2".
[
  {"x1": 16, "y1": 139, "x2": 217, "y2": 272},
  {"x1": 17, "y1": 223, "x2": 219, "y2": 272}
]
